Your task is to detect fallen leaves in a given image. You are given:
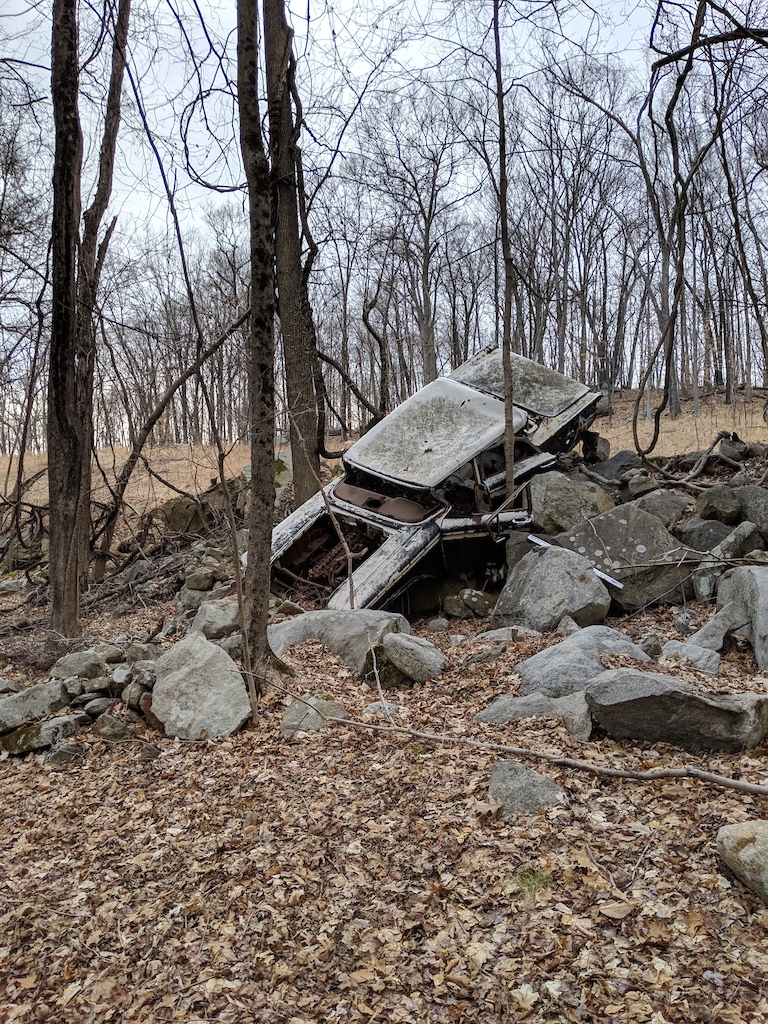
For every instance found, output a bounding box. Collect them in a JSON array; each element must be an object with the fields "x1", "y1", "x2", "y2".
[{"x1": 1, "y1": 616, "x2": 768, "y2": 1023}]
